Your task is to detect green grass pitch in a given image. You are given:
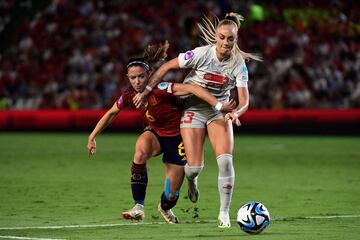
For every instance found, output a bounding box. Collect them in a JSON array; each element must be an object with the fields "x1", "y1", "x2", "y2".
[{"x1": 0, "y1": 132, "x2": 359, "y2": 240}]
